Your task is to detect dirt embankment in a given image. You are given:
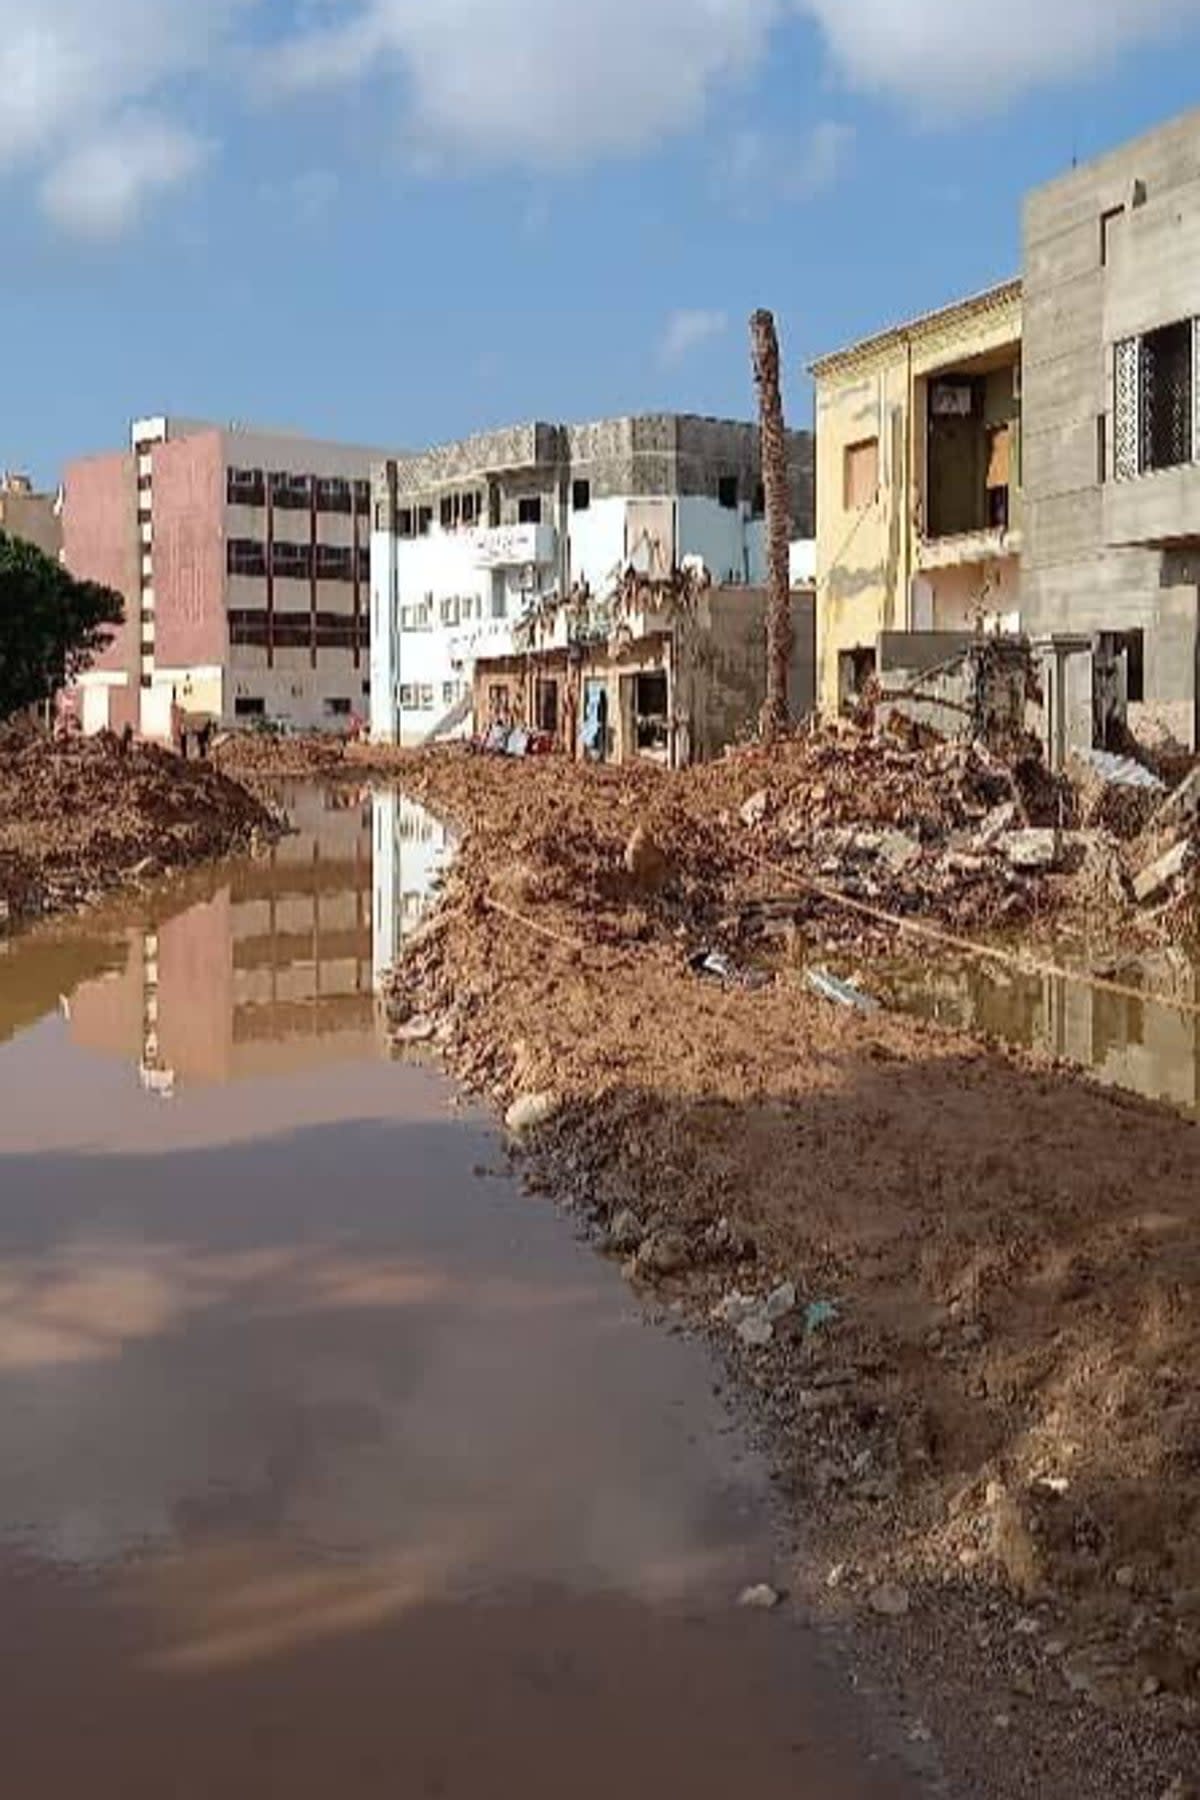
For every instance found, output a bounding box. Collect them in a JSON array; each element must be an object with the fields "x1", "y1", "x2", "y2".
[
  {"x1": 385, "y1": 741, "x2": 1200, "y2": 1799},
  {"x1": 0, "y1": 729, "x2": 282, "y2": 928}
]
